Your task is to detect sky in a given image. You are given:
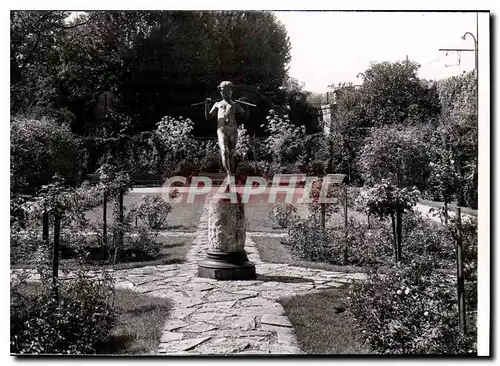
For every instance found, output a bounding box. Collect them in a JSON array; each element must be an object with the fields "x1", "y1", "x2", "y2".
[{"x1": 273, "y1": 11, "x2": 480, "y2": 93}]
